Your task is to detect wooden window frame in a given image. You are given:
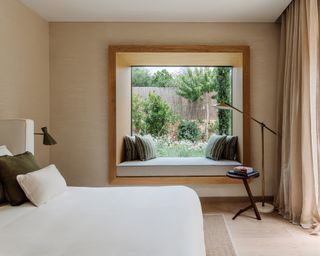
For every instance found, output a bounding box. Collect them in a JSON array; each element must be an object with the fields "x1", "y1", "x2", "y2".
[{"x1": 108, "y1": 45, "x2": 250, "y2": 185}]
